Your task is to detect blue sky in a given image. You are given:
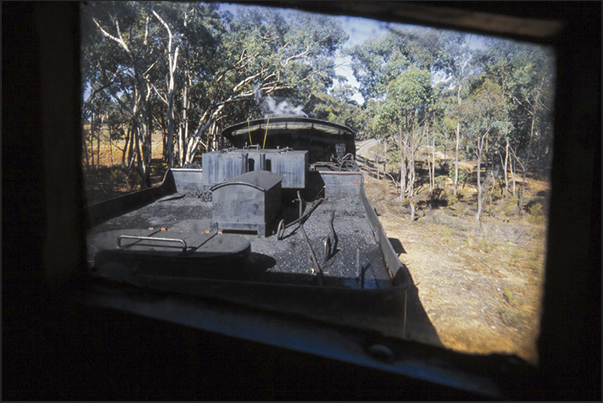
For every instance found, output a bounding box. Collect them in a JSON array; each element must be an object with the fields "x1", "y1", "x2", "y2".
[
  {"x1": 219, "y1": 3, "x2": 490, "y2": 105},
  {"x1": 171, "y1": 3, "x2": 496, "y2": 107},
  {"x1": 335, "y1": 15, "x2": 391, "y2": 104},
  {"x1": 219, "y1": 3, "x2": 391, "y2": 104}
]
